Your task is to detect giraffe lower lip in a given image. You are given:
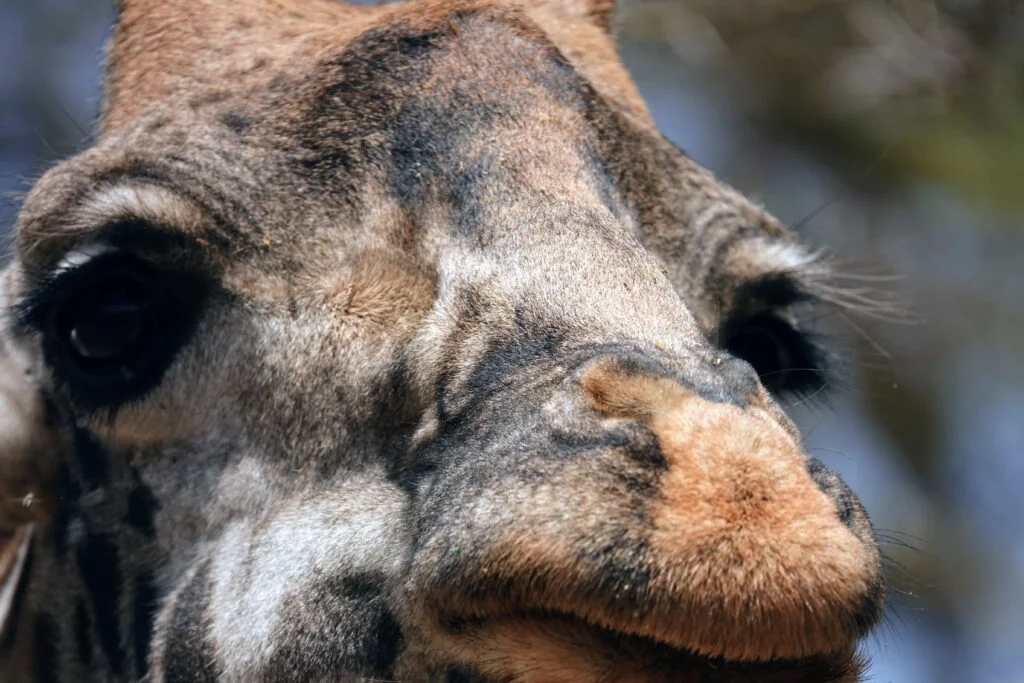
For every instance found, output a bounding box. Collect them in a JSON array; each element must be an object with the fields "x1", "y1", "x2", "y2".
[{"x1": 450, "y1": 612, "x2": 864, "y2": 683}]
